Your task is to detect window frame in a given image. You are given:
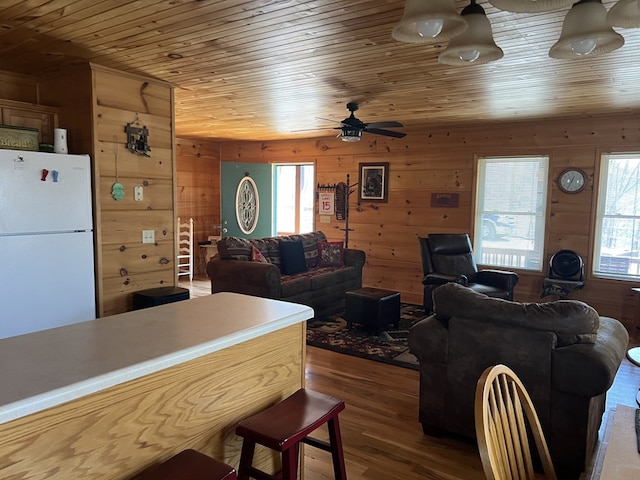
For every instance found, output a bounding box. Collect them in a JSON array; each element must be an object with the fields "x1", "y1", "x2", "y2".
[
  {"x1": 473, "y1": 154, "x2": 550, "y2": 272},
  {"x1": 592, "y1": 151, "x2": 640, "y2": 281}
]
